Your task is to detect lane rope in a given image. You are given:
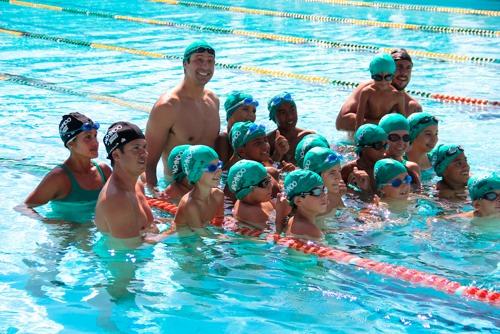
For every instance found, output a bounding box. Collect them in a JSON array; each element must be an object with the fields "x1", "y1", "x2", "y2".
[
  {"x1": 146, "y1": 197, "x2": 500, "y2": 307},
  {"x1": 2, "y1": 0, "x2": 498, "y2": 64},
  {"x1": 300, "y1": 0, "x2": 500, "y2": 17},
  {"x1": 1, "y1": 26, "x2": 498, "y2": 106},
  {"x1": 150, "y1": 0, "x2": 500, "y2": 37}
]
